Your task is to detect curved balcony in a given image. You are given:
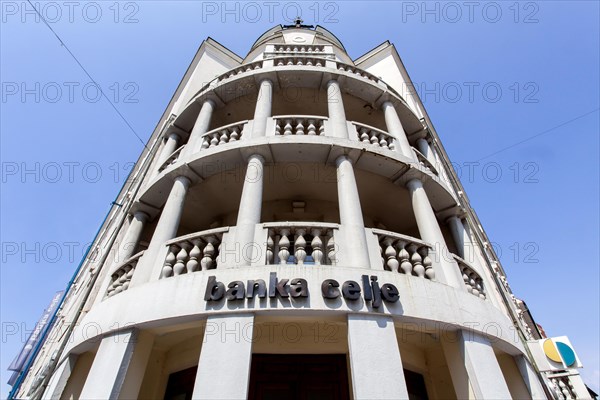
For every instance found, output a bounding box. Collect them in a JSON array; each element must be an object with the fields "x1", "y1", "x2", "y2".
[
  {"x1": 106, "y1": 222, "x2": 487, "y2": 305},
  {"x1": 178, "y1": 56, "x2": 420, "y2": 136},
  {"x1": 105, "y1": 251, "x2": 145, "y2": 297}
]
